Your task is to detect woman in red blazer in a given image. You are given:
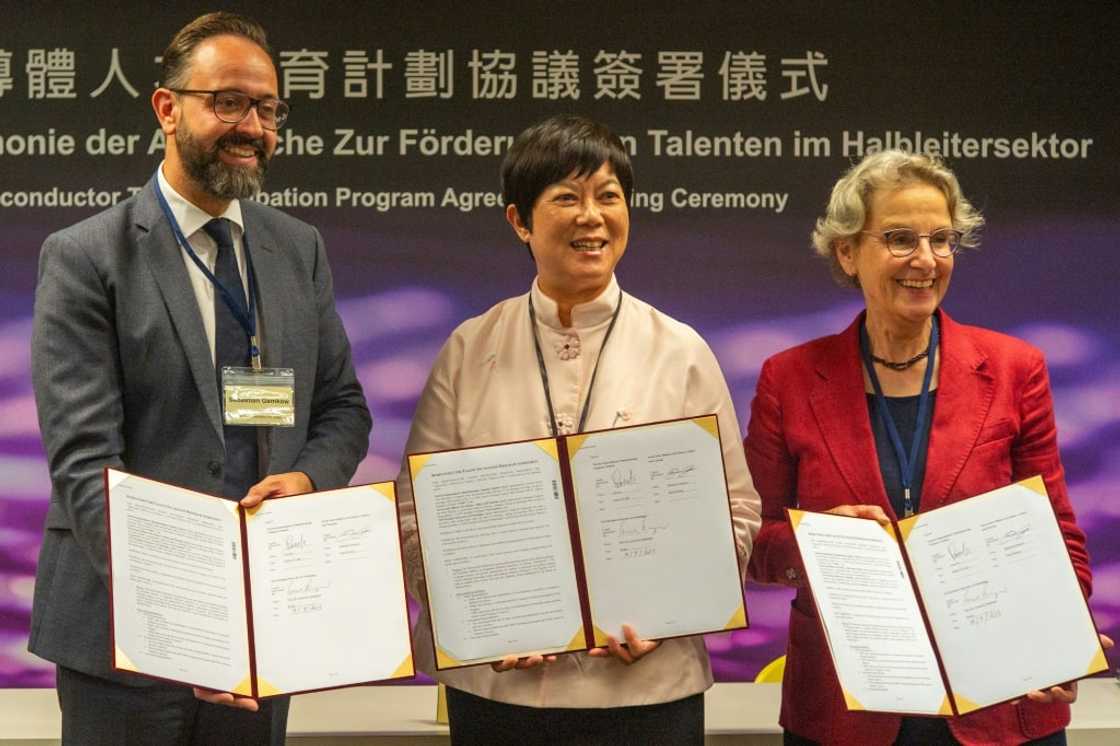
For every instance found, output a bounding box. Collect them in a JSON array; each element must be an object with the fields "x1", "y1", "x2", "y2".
[{"x1": 745, "y1": 150, "x2": 1111, "y2": 746}]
